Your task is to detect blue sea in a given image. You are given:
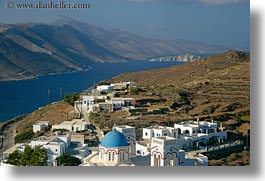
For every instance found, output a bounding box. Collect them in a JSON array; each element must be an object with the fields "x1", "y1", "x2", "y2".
[
  {"x1": 0, "y1": 61, "x2": 182, "y2": 122},
  {"x1": 0, "y1": 54, "x2": 212, "y2": 123}
]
